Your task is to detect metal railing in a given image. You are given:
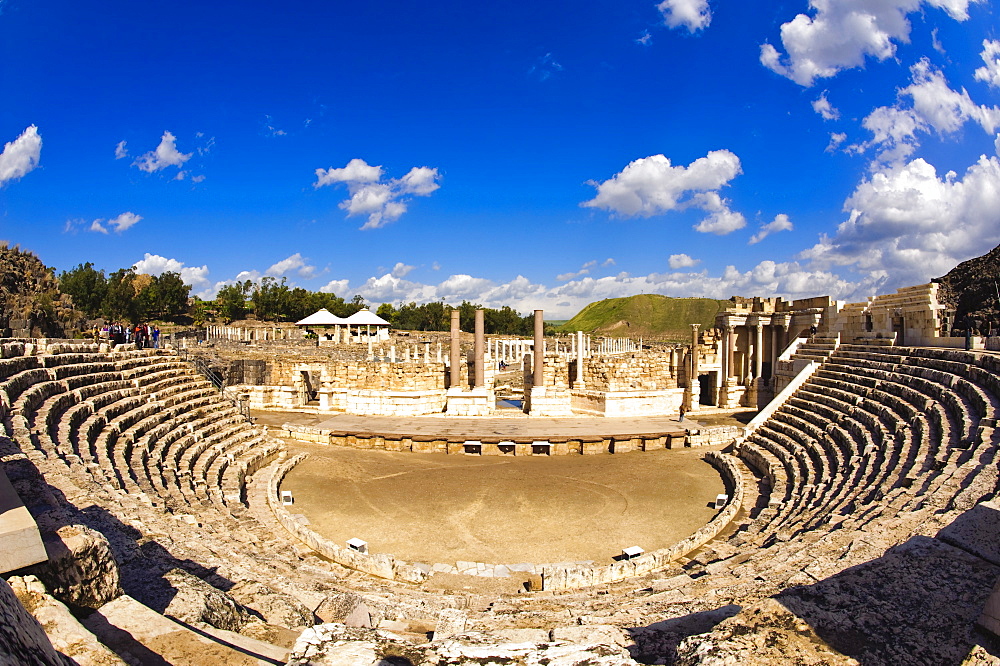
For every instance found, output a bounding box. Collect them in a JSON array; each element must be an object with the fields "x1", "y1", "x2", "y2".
[{"x1": 180, "y1": 350, "x2": 252, "y2": 422}]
